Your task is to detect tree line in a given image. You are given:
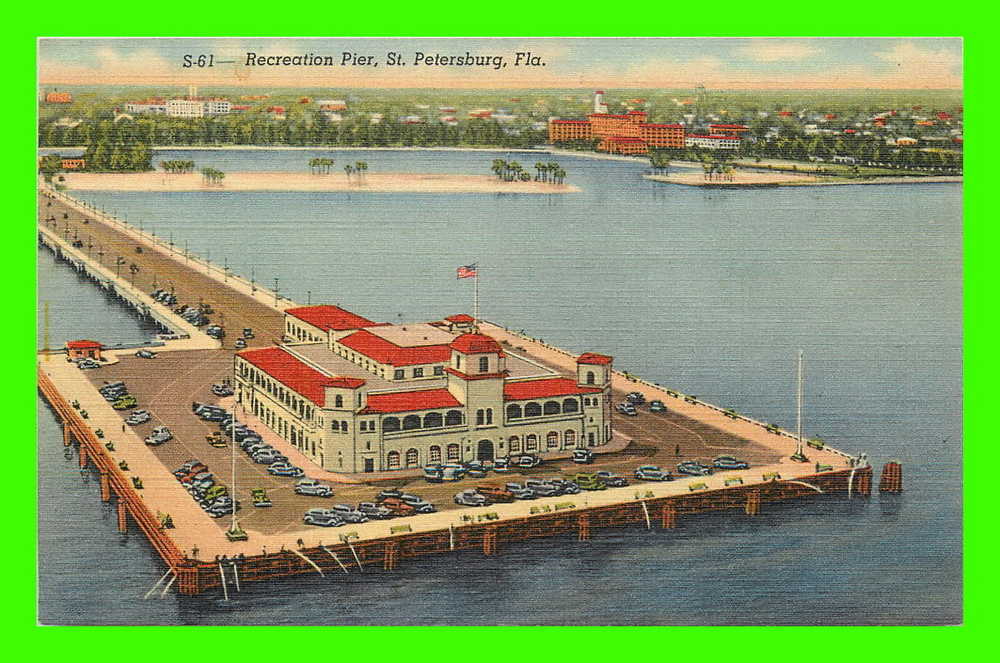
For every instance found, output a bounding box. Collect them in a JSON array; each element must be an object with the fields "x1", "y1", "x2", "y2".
[{"x1": 491, "y1": 159, "x2": 566, "y2": 184}]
